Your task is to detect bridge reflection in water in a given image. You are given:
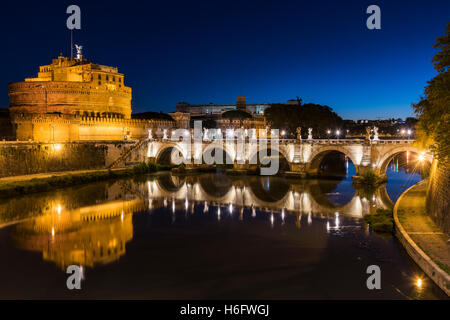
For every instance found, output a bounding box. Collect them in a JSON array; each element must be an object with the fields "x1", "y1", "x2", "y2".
[
  {"x1": 151, "y1": 173, "x2": 393, "y2": 217},
  {"x1": 5, "y1": 173, "x2": 395, "y2": 270}
]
